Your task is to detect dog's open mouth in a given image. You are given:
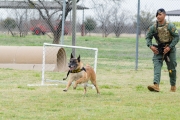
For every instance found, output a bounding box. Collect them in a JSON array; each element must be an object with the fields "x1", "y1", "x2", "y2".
[{"x1": 69, "y1": 66, "x2": 75, "y2": 71}]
